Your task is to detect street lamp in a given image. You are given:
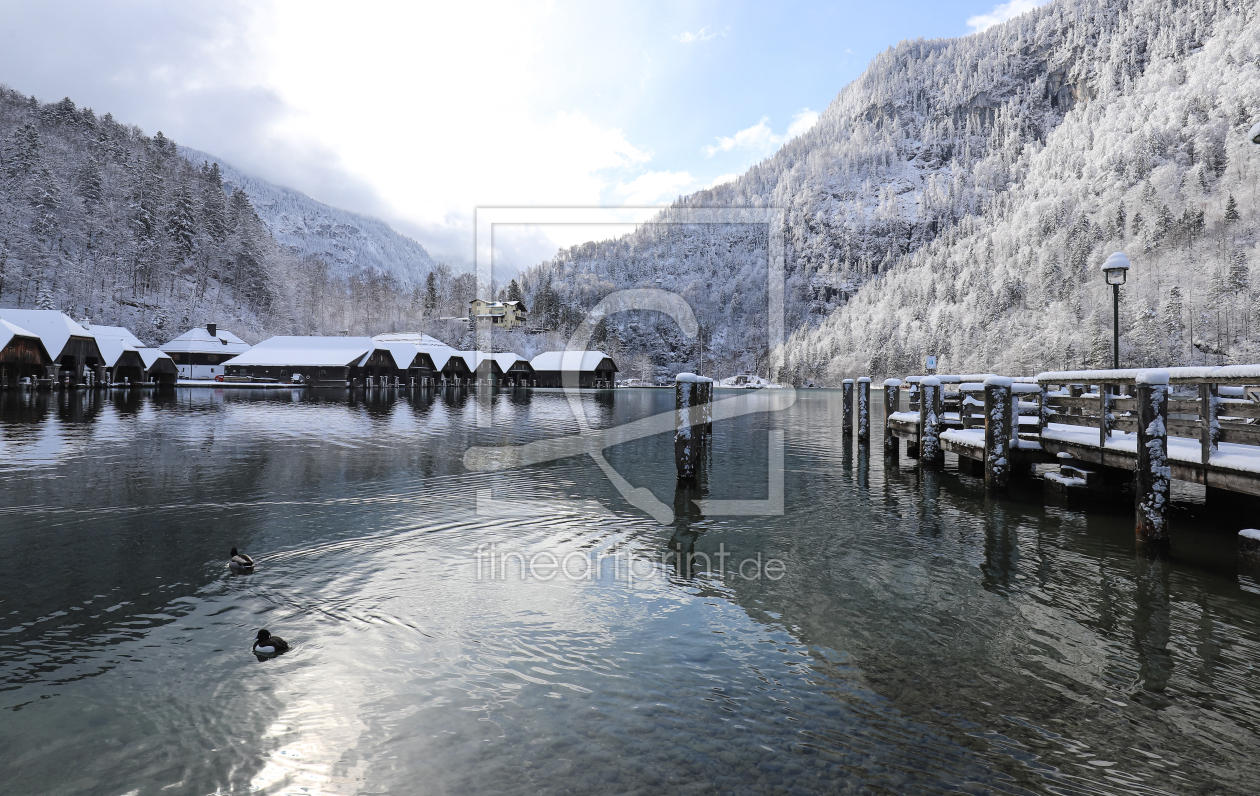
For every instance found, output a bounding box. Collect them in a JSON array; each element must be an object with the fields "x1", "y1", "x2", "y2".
[
  {"x1": 1250, "y1": 121, "x2": 1260, "y2": 145},
  {"x1": 1101, "y1": 251, "x2": 1130, "y2": 369}
]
